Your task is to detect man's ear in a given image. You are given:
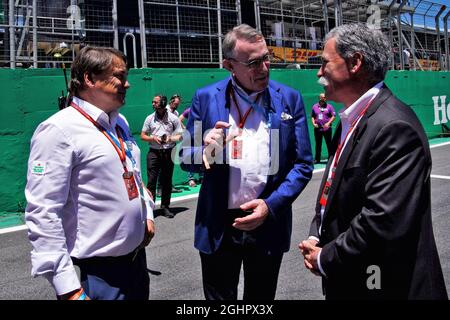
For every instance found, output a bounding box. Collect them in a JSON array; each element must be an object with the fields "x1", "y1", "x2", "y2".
[
  {"x1": 83, "y1": 72, "x2": 95, "y2": 88},
  {"x1": 349, "y1": 52, "x2": 363, "y2": 74},
  {"x1": 223, "y1": 59, "x2": 233, "y2": 72}
]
